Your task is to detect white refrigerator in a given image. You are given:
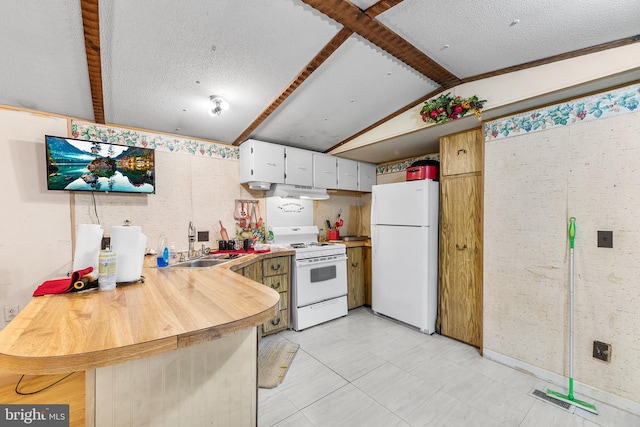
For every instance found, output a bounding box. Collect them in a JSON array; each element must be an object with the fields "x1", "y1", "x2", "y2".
[{"x1": 371, "y1": 179, "x2": 439, "y2": 334}]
